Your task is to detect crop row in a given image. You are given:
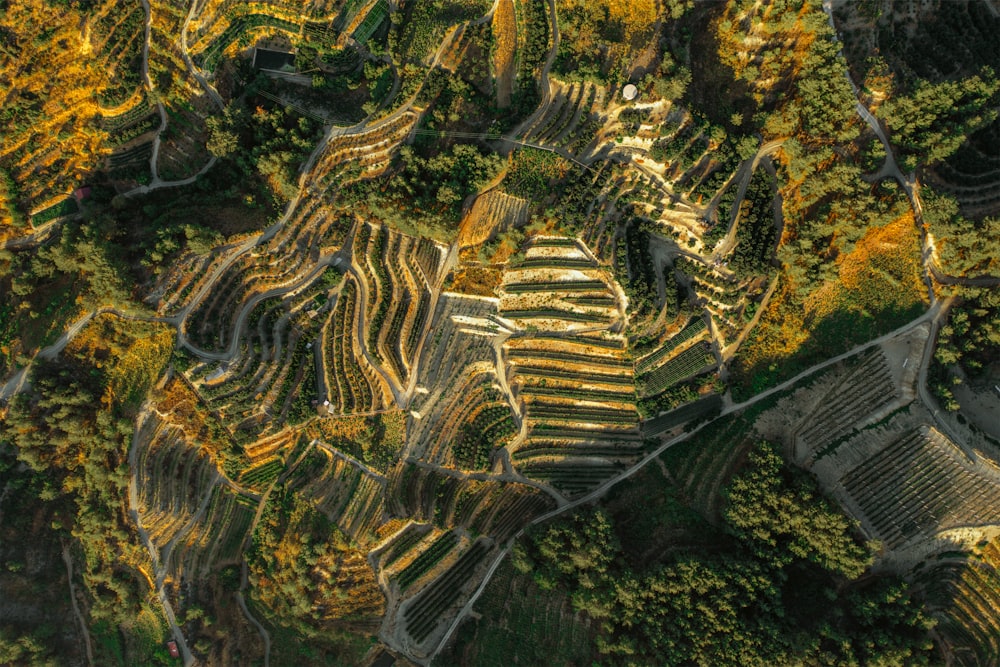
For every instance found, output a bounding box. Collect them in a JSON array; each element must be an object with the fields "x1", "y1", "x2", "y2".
[
  {"x1": 325, "y1": 279, "x2": 379, "y2": 413},
  {"x1": 522, "y1": 384, "x2": 635, "y2": 403},
  {"x1": 404, "y1": 540, "x2": 489, "y2": 644},
  {"x1": 635, "y1": 318, "x2": 707, "y2": 374},
  {"x1": 397, "y1": 531, "x2": 459, "y2": 591},
  {"x1": 530, "y1": 236, "x2": 578, "y2": 248},
  {"x1": 637, "y1": 341, "x2": 715, "y2": 397},
  {"x1": 527, "y1": 402, "x2": 637, "y2": 425},
  {"x1": 512, "y1": 256, "x2": 597, "y2": 270},
  {"x1": 503, "y1": 309, "x2": 607, "y2": 323},
  {"x1": 563, "y1": 295, "x2": 616, "y2": 307},
  {"x1": 453, "y1": 403, "x2": 517, "y2": 470},
  {"x1": 506, "y1": 347, "x2": 629, "y2": 368},
  {"x1": 503, "y1": 280, "x2": 607, "y2": 293},
  {"x1": 238, "y1": 456, "x2": 284, "y2": 489},
  {"x1": 527, "y1": 331, "x2": 625, "y2": 350},
  {"x1": 512, "y1": 364, "x2": 633, "y2": 386},
  {"x1": 797, "y1": 352, "x2": 896, "y2": 452},
  {"x1": 844, "y1": 427, "x2": 1000, "y2": 549},
  {"x1": 518, "y1": 462, "x2": 622, "y2": 496}
]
